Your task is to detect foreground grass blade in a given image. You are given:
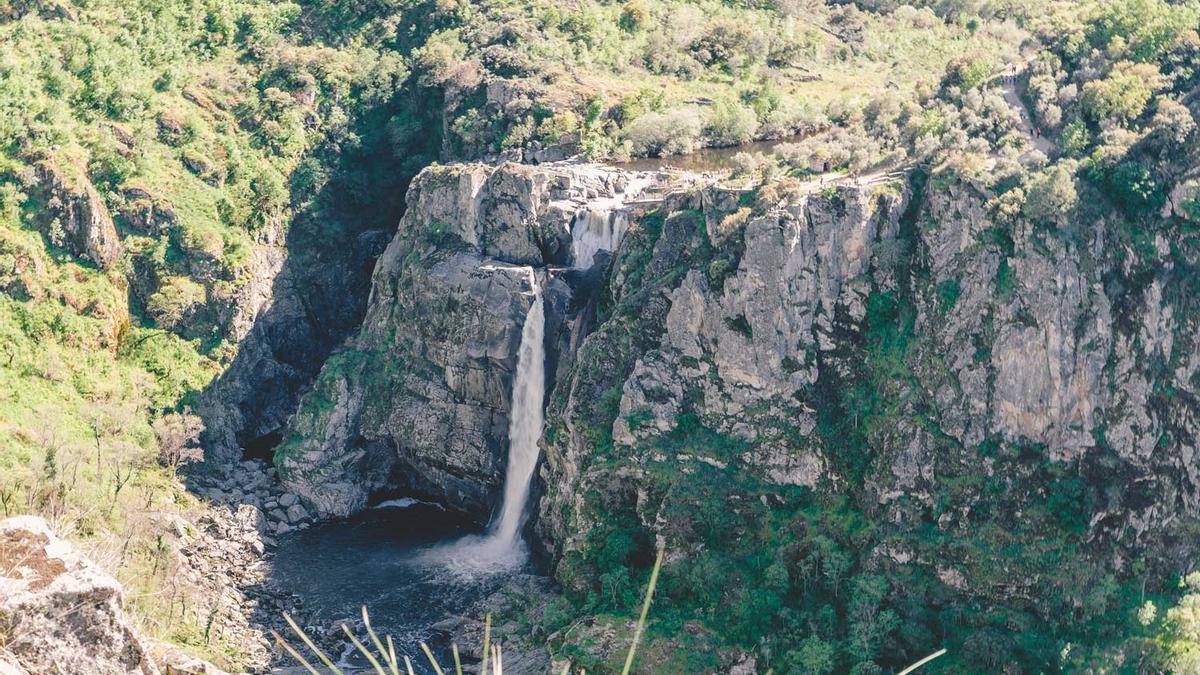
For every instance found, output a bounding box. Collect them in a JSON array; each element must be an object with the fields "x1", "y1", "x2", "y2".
[
  {"x1": 362, "y1": 606, "x2": 399, "y2": 675},
  {"x1": 897, "y1": 648, "x2": 948, "y2": 675},
  {"x1": 480, "y1": 613, "x2": 492, "y2": 675},
  {"x1": 452, "y1": 643, "x2": 463, "y2": 675},
  {"x1": 403, "y1": 655, "x2": 416, "y2": 675},
  {"x1": 387, "y1": 636, "x2": 399, "y2": 674},
  {"x1": 271, "y1": 629, "x2": 320, "y2": 675},
  {"x1": 420, "y1": 642, "x2": 446, "y2": 675},
  {"x1": 620, "y1": 546, "x2": 665, "y2": 675},
  {"x1": 341, "y1": 623, "x2": 388, "y2": 674},
  {"x1": 284, "y1": 612, "x2": 344, "y2": 674}
]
